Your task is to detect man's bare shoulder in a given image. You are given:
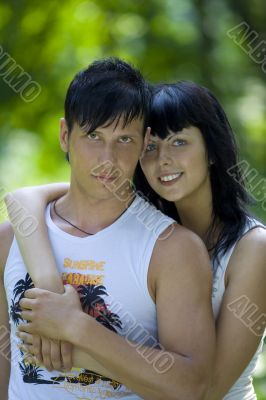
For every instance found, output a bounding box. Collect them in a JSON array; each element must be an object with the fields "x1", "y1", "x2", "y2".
[
  {"x1": 151, "y1": 223, "x2": 211, "y2": 279},
  {"x1": 0, "y1": 221, "x2": 14, "y2": 276},
  {"x1": 157, "y1": 223, "x2": 209, "y2": 257}
]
